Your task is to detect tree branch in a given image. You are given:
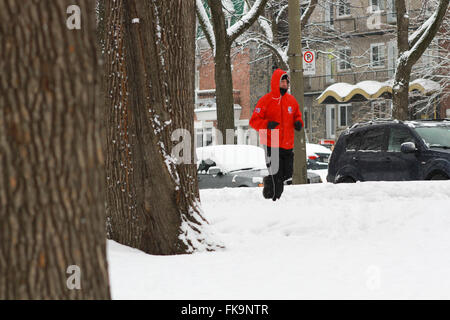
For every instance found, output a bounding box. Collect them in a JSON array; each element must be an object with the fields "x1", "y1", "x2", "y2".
[
  {"x1": 227, "y1": 0, "x2": 269, "y2": 43},
  {"x1": 195, "y1": 0, "x2": 215, "y2": 52},
  {"x1": 300, "y1": 0, "x2": 318, "y2": 29},
  {"x1": 239, "y1": 37, "x2": 288, "y2": 69},
  {"x1": 407, "y1": 0, "x2": 449, "y2": 66}
]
